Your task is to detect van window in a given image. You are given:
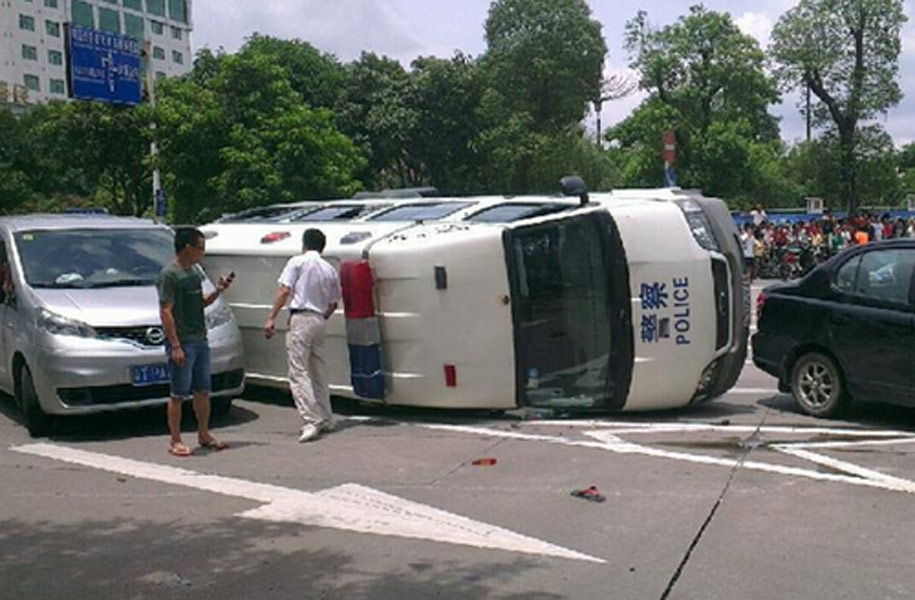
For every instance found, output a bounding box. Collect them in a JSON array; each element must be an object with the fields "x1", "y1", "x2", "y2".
[
  {"x1": 218, "y1": 205, "x2": 308, "y2": 223},
  {"x1": 288, "y1": 204, "x2": 380, "y2": 222},
  {"x1": 465, "y1": 203, "x2": 571, "y2": 223},
  {"x1": 368, "y1": 202, "x2": 474, "y2": 222},
  {"x1": 14, "y1": 228, "x2": 174, "y2": 289}
]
